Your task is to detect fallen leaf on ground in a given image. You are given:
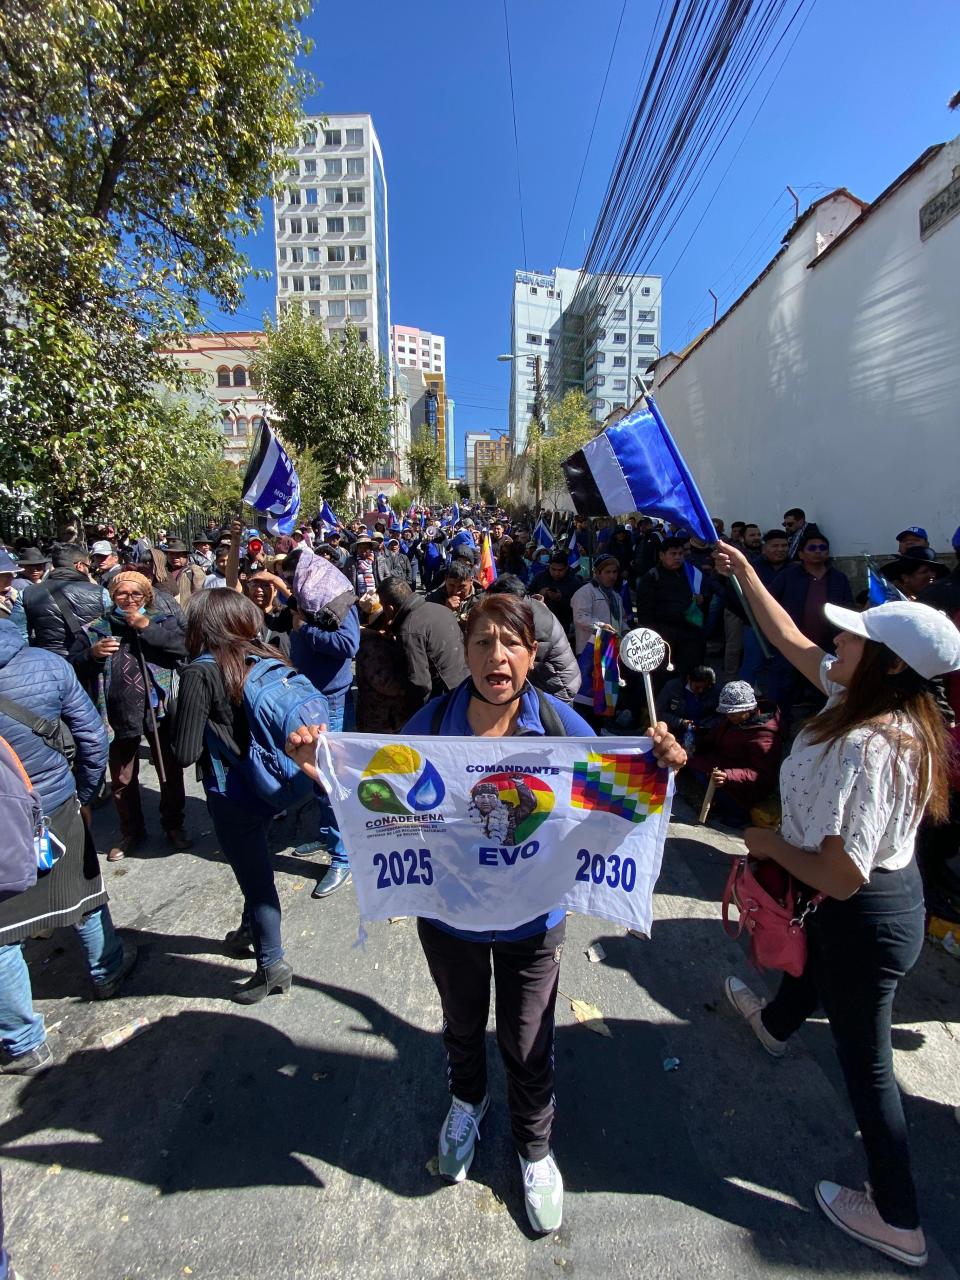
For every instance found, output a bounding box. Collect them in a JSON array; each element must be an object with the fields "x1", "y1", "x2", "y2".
[
  {"x1": 559, "y1": 992, "x2": 612, "y2": 1037},
  {"x1": 388, "y1": 917, "x2": 406, "y2": 924},
  {"x1": 49, "y1": 1163, "x2": 62, "y2": 1174},
  {"x1": 291, "y1": 882, "x2": 305, "y2": 892}
]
